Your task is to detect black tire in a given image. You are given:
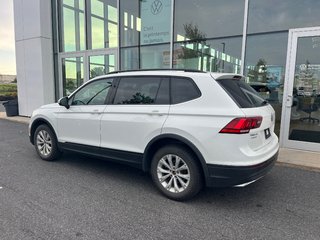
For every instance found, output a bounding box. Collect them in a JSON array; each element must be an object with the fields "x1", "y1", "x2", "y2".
[
  {"x1": 34, "y1": 124, "x2": 61, "y2": 161},
  {"x1": 150, "y1": 144, "x2": 203, "y2": 201}
]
